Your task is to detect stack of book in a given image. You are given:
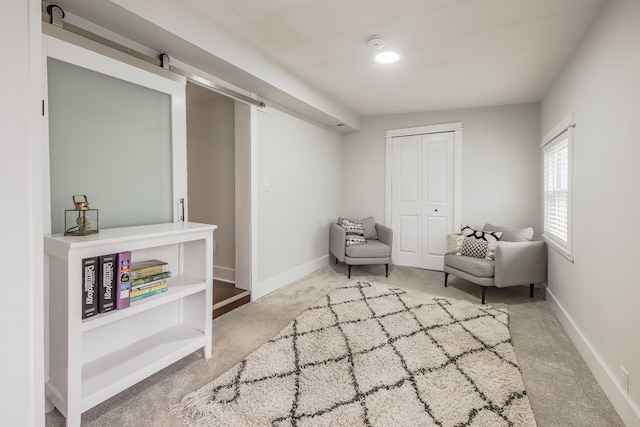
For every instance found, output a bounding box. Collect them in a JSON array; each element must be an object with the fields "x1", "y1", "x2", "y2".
[{"x1": 129, "y1": 259, "x2": 171, "y2": 303}]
